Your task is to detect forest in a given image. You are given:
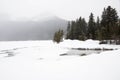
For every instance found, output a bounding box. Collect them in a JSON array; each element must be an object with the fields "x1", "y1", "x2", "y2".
[{"x1": 54, "y1": 6, "x2": 120, "y2": 44}]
